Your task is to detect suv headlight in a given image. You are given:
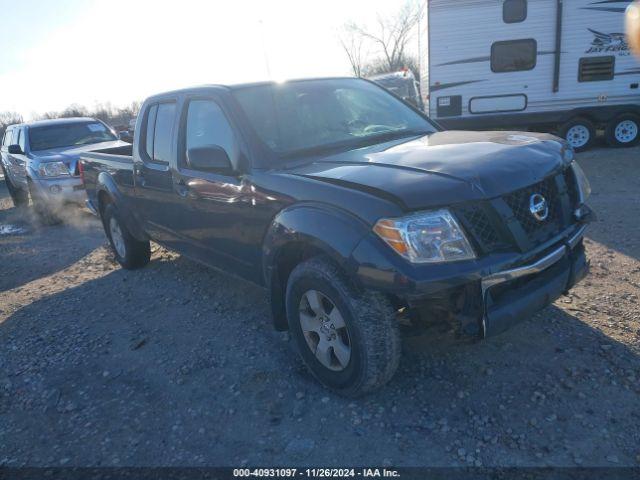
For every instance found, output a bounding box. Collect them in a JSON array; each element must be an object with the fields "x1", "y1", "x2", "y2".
[
  {"x1": 373, "y1": 209, "x2": 476, "y2": 263},
  {"x1": 38, "y1": 161, "x2": 70, "y2": 177},
  {"x1": 571, "y1": 161, "x2": 591, "y2": 203}
]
